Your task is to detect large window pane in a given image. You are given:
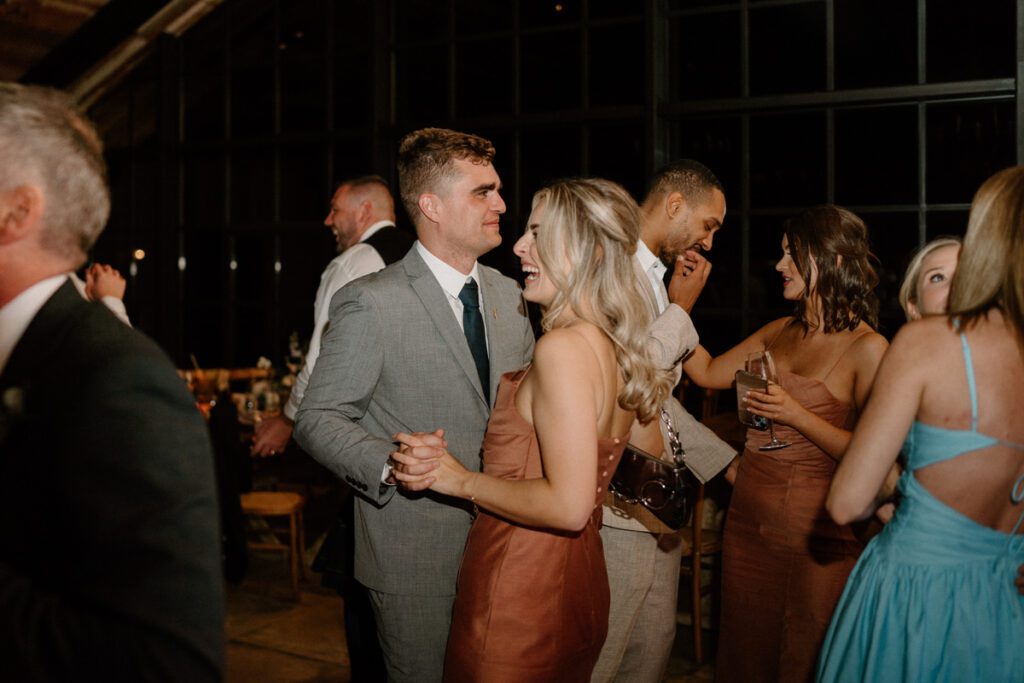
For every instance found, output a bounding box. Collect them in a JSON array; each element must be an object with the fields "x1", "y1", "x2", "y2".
[
  {"x1": 522, "y1": 0, "x2": 580, "y2": 28},
  {"x1": 182, "y1": 4, "x2": 226, "y2": 142},
  {"x1": 457, "y1": 38, "x2": 515, "y2": 118},
  {"x1": 184, "y1": 151, "x2": 226, "y2": 229},
  {"x1": 927, "y1": 0, "x2": 1014, "y2": 82},
  {"x1": 456, "y1": 0, "x2": 513, "y2": 36},
  {"x1": 396, "y1": 0, "x2": 448, "y2": 43},
  {"x1": 671, "y1": 10, "x2": 741, "y2": 99},
  {"x1": 861, "y1": 212, "x2": 919, "y2": 336},
  {"x1": 675, "y1": 117, "x2": 742, "y2": 206},
  {"x1": 750, "y1": 3, "x2": 826, "y2": 95},
  {"x1": 835, "y1": 106, "x2": 918, "y2": 206},
  {"x1": 522, "y1": 29, "x2": 582, "y2": 112},
  {"x1": 589, "y1": 122, "x2": 645, "y2": 200},
  {"x1": 281, "y1": 144, "x2": 326, "y2": 222},
  {"x1": 280, "y1": 0, "x2": 327, "y2": 133},
  {"x1": 396, "y1": 45, "x2": 449, "y2": 124},
  {"x1": 333, "y1": 0, "x2": 373, "y2": 129},
  {"x1": 926, "y1": 100, "x2": 1015, "y2": 204},
  {"x1": 590, "y1": 0, "x2": 642, "y2": 20},
  {"x1": 750, "y1": 112, "x2": 827, "y2": 207},
  {"x1": 229, "y1": 0, "x2": 275, "y2": 138},
  {"x1": 590, "y1": 21, "x2": 644, "y2": 107},
  {"x1": 749, "y1": 215, "x2": 787, "y2": 313},
  {"x1": 230, "y1": 145, "x2": 274, "y2": 225},
  {"x1": 925, "y1": 210, "x2": 969, "y2": 241},
  {"x1": 234, "y1": 232, "x2": 277, "y2": 305},
  {"x1": 835, "y1": 0, "x2": 917, "y2": 89},
  {"x1": 521, "y1": 127, "x2": 582, "y2": 198}
]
